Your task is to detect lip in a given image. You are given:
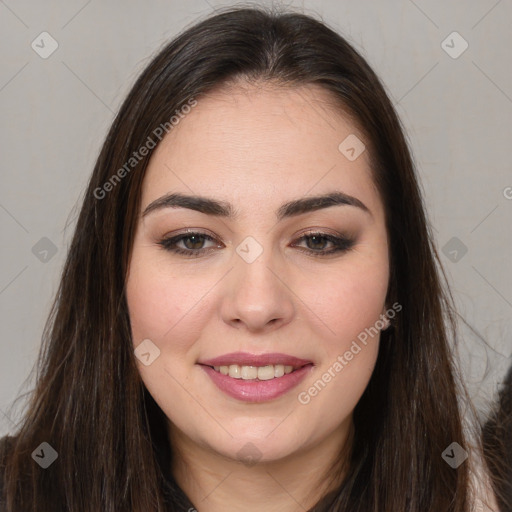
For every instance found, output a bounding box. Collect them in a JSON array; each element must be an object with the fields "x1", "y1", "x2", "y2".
[
  {"x1": 199, "y1": 351, "x2": 312, "y2": 368},
  {"x1": 199, "y1": 363, "x2": 314, "y2": 402}
]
